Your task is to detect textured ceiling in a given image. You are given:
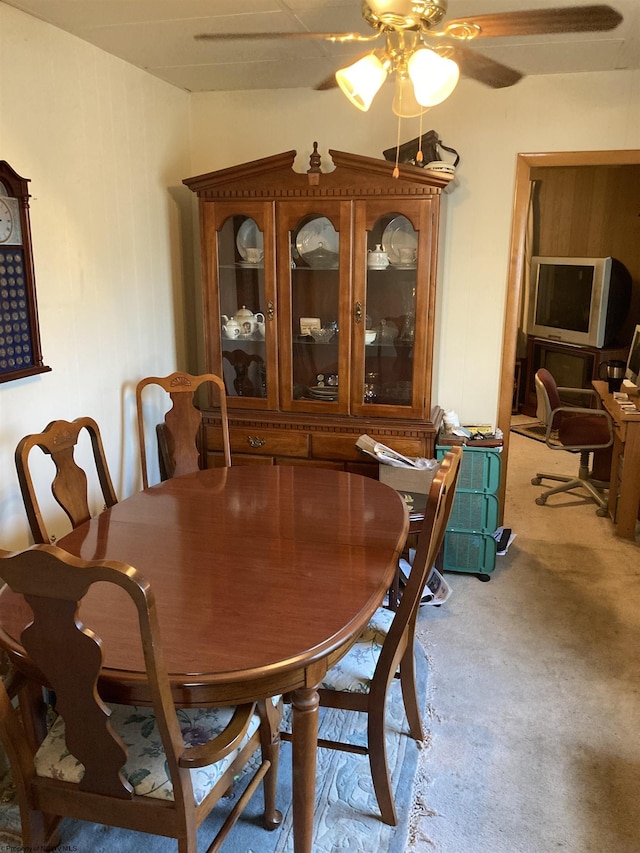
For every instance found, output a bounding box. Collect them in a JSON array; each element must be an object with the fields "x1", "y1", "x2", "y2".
[{"x1": 2, "y1": 0, "x2": 637, "y2": 93}]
